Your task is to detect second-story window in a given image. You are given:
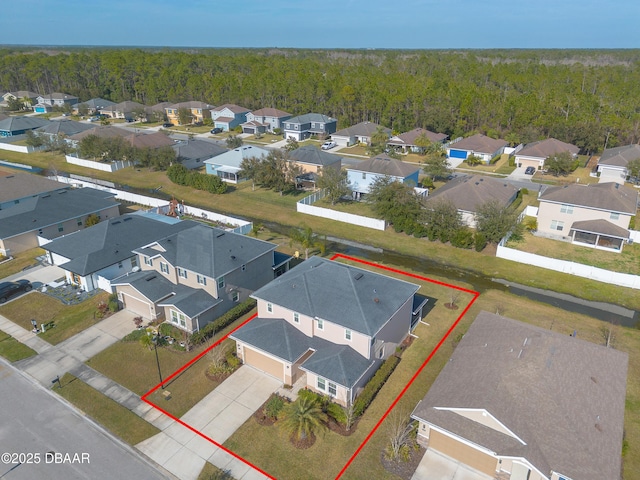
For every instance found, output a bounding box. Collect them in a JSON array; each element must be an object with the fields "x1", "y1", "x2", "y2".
[
  {"x1": 197, "y1": 274, "x2": 207, "y2": 286},
  {"x1": 345, "y1": 329, "x2": 352, "y2": 341},
  {"x1": 317, "y1": 319, "x2": 324, "y2": 330},
  {"x1": 267, "y1": 302, "x2": 273, "y2": 313},
  {"x1": 144, "y1": 256, "x2": 153, "y2": 266},
  {"x1": 293, "y1": 312, "x2": 299, "y2": 323},
  {"x1": 177, "y1": 267, "x2": 187, "y2": 279},
  {"x1": 160, "y1": 262, "x2": 169, "y2": 274},
  {"x1": 217, "y1": 276, "x2": 225, "y2": 289}
]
